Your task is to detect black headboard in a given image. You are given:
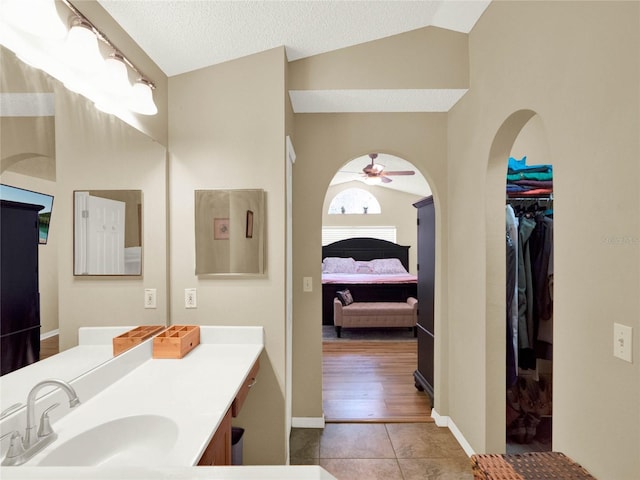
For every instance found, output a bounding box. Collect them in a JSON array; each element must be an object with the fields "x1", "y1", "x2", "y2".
[{"x1": 322, "y1": 237, "x2": 411, "y2": 271}]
